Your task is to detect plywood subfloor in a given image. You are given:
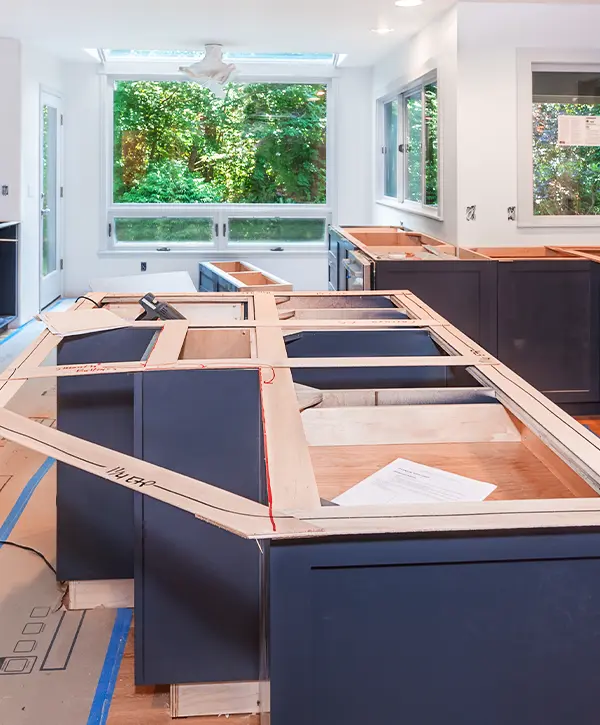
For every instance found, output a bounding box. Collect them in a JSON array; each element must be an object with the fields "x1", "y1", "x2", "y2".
[{"x1": 312, "y1": 440, "x2": 593, "y2": 502}]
